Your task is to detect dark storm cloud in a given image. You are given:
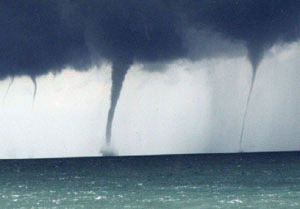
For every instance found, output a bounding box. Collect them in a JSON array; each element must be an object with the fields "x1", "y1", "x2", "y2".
[
  {"x1": 1, "y1": 0, "x2": 300, "y2": 146},
  {"x1": 0, "y1": 0, "x2": 90, "y2": 80},
  {"x1": 184, "y1": 0, "x2": 300, "y2": 72},
  {"x1": 82, "y1": 0, "x2": 186, "y2": 63},
  {"x1": 1, "y1": 0, "x2": 299, "y2": 78}
]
